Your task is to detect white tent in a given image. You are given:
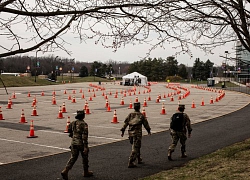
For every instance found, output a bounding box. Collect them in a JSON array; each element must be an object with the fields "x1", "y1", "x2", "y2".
[{"x1": 122, "y1": 72, "x2": 148, "y2": 86}]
